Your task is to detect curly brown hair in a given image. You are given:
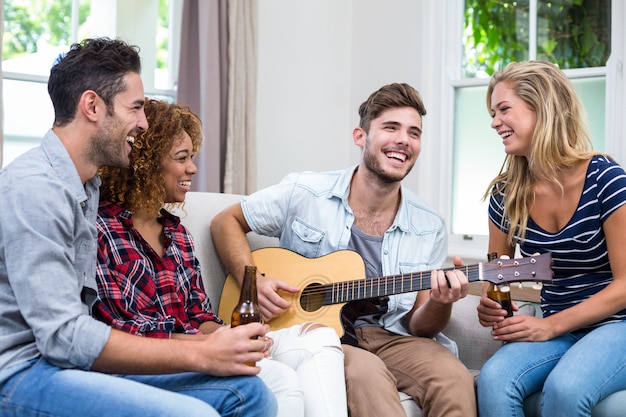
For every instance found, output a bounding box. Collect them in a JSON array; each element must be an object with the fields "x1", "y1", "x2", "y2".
[{"x1": 99, "y1": 98, "x2": 203, "y2": 218}]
